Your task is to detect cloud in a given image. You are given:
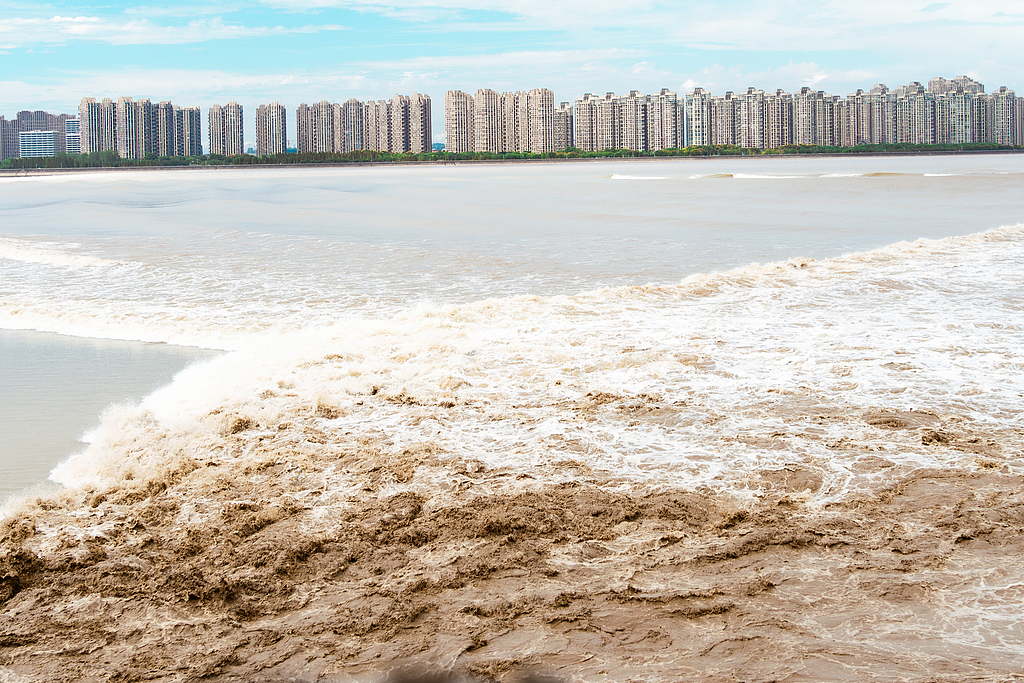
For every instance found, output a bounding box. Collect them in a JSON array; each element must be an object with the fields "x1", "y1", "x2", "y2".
[
  {"x1": 0, "y1": 14, "x2": 346, "y2": 46},
  {"x1": 920, "y1": 3, "x2": 951, "y2": 11},
  {"x1": 122, "y1": 3, "x2": 246, "y2": 18}
]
